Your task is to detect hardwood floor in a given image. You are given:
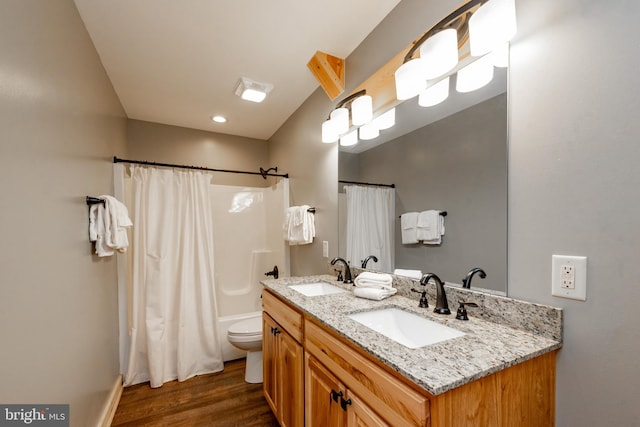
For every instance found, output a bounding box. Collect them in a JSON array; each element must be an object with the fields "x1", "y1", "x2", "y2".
[{"x1": 111, "y1": 358, "x2": 279, "y2": 427}]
